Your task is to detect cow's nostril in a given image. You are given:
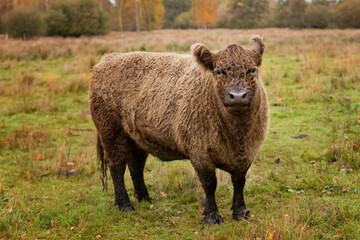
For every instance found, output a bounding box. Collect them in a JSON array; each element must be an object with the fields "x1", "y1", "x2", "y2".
[
  {"x1": 229, "y1": 93, "x2": 235, "y2": 100},
  {"x1": 228, "y1": 90, "x2": 248, "y2": 106}
]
